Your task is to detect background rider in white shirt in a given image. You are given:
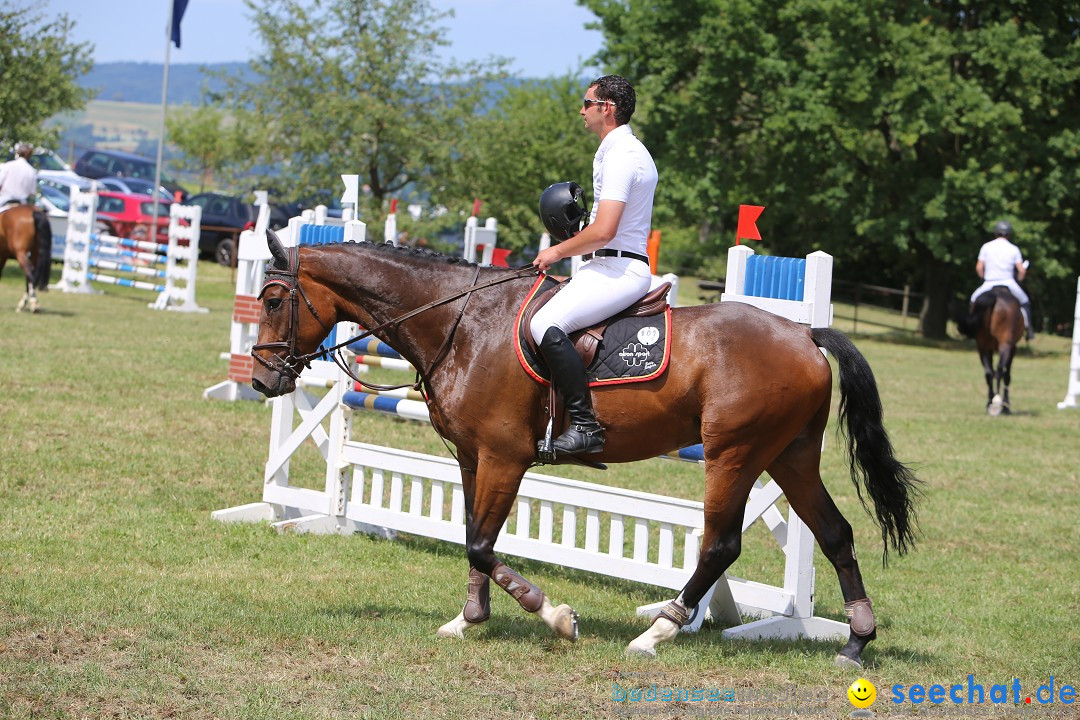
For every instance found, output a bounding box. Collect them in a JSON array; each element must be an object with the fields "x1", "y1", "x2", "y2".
[
  {"x1": 969, "y1": 220, "x2": 1033, "y2": 340},
  {"x1": 0, "y1": 142, "x2": 38, "y2": 207}
]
